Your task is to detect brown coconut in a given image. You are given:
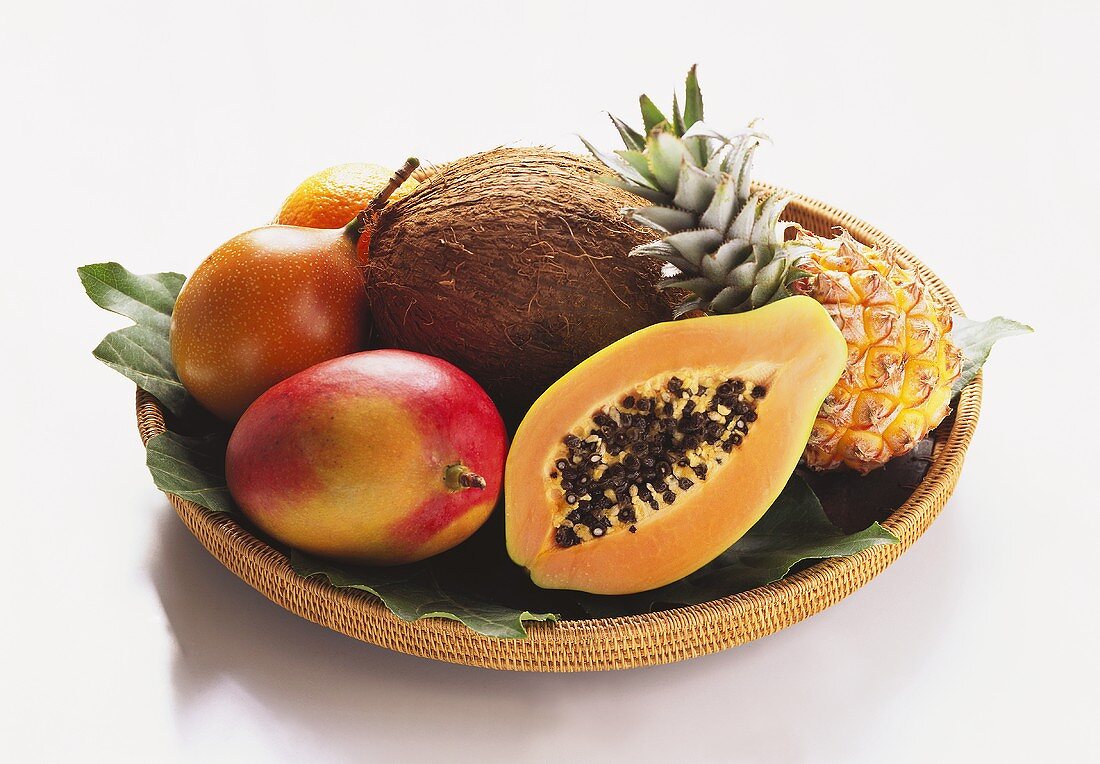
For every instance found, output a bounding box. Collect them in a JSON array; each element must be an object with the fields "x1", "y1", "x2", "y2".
[{"x1": 364, "y1": 147, "x2": 676, "y2": 420}]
